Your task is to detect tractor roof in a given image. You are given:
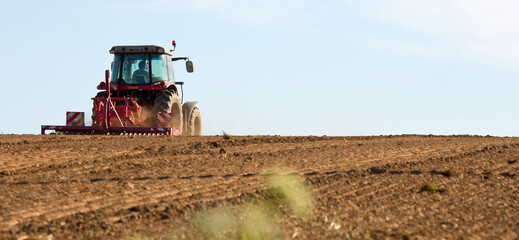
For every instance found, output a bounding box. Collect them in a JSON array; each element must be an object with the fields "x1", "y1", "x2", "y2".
[{"x1": 109, "y1": 45, "x2": 173, "y2": 56}]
